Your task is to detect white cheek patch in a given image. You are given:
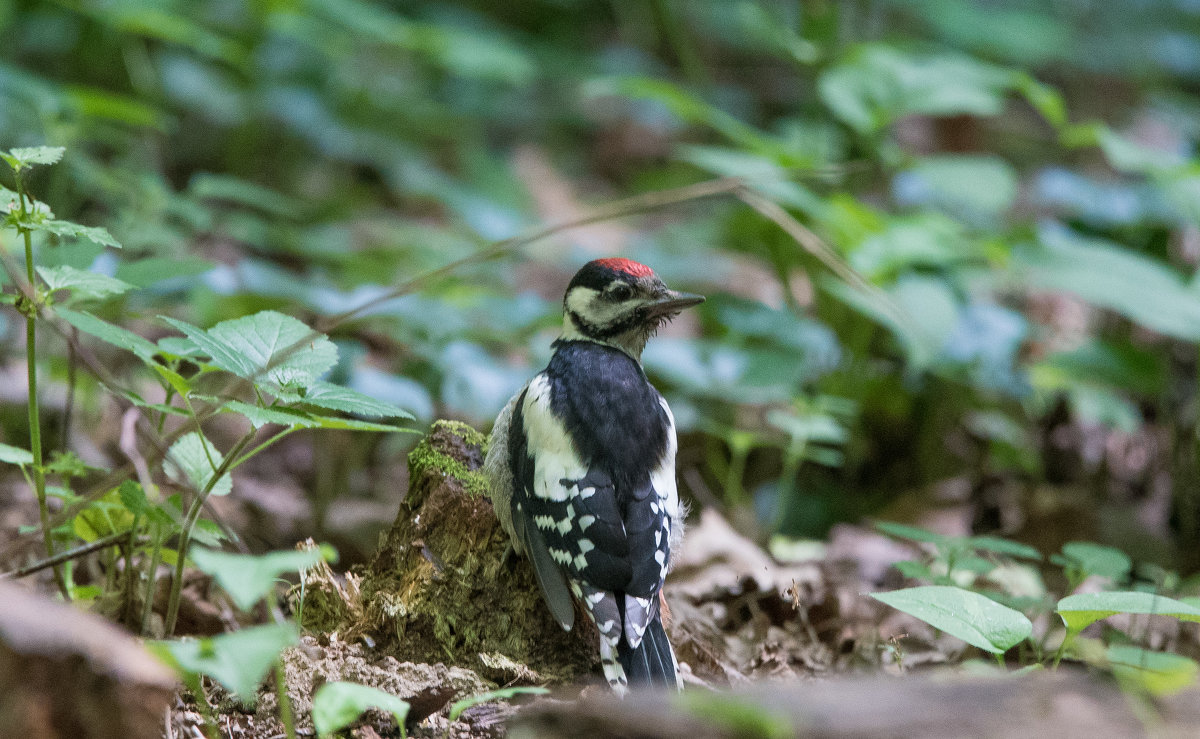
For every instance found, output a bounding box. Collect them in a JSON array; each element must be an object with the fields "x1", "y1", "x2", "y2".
[{"x1": 564, "y1": 286, "x2": 639, "y2": 331}]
